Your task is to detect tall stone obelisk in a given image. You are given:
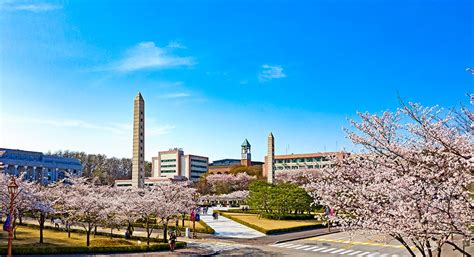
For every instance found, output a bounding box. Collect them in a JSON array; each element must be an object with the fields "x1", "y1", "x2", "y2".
[
  {"x1": 267, "y1": 132, "x2": 275, "y2": 184},
  {"x1": 132, "y1": 92, "x2": 145, "y2": 188}
]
